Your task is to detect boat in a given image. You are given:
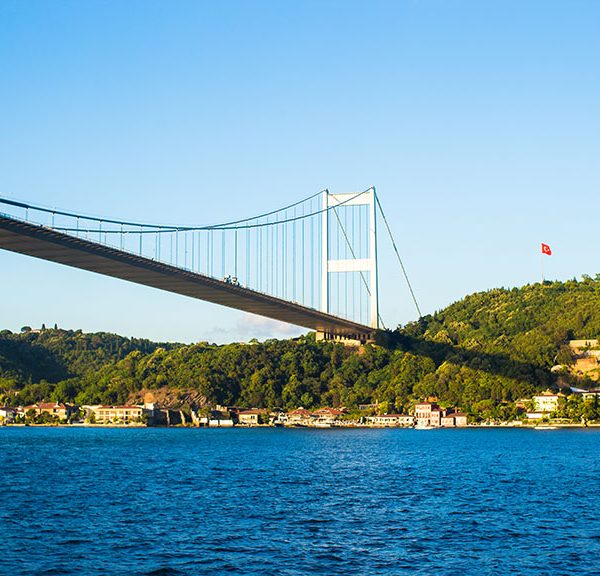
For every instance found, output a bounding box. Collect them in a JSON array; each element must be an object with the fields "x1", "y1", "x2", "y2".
[
  {"x1": 534, "y1": 425, "x2": 558, "y2": 430},
  {"x1": 414, "y1": 422, "x2": 435, "y2": 430}
]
